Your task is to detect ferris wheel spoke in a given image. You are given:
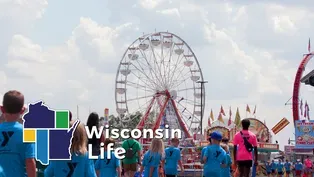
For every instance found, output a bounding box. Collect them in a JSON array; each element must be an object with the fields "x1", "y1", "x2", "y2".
[
  {"x1": 129, "y1": 63, "x2": 159, "y2": 89},
  {"x1": 139, "y1": 49, "x2": 164, "y2": 88},
  {"x1": 126, "y1": 81, "x2": 155, "y2": 93},
  {"x1": 127, "y1": 94, "x2": 155, "y2": 102},
  {"x1": 141, "y1": 48, "x2": 164, "y2": 87},
  {"x1": 164, "y1": 44, "x2": 179, "y2": 86},
  {"x1": 170, "y1": 73, "x2": 191, "y2": 90},
  {"x1": 128, "y1": 72, "x2": 156, "y2": 90},
  {"x1": 148, "y1": 40, "x2": 167, "y2": 87},
  {"x1": 131, "y1": 96, "x2": 156, "y2": 114},
  {"x1": 169, "y1": 62, "x2": 190, "y2": 88},
  {"x1": 168, "y1": 54, "x2": 186, "y2": 87}
]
